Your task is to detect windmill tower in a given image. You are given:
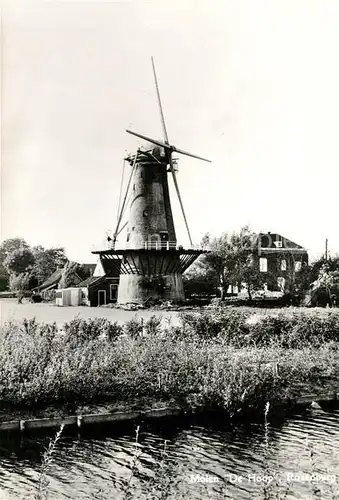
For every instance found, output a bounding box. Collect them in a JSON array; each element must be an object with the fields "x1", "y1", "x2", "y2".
[{"x1": 92, "y1": 58, "x2": 211, "y2": 304}]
